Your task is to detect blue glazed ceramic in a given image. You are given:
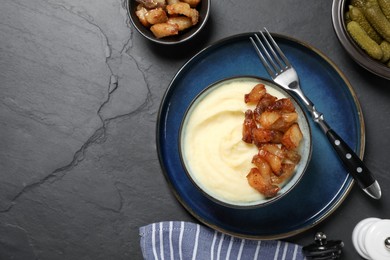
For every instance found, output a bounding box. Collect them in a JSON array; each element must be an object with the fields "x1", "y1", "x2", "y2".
[
  {"x1": 178, "y1": 76, "x2": 312, "y2": 208},
  {"x1": 156, "y1": 33, "x2": 364, "y2": 239}
]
